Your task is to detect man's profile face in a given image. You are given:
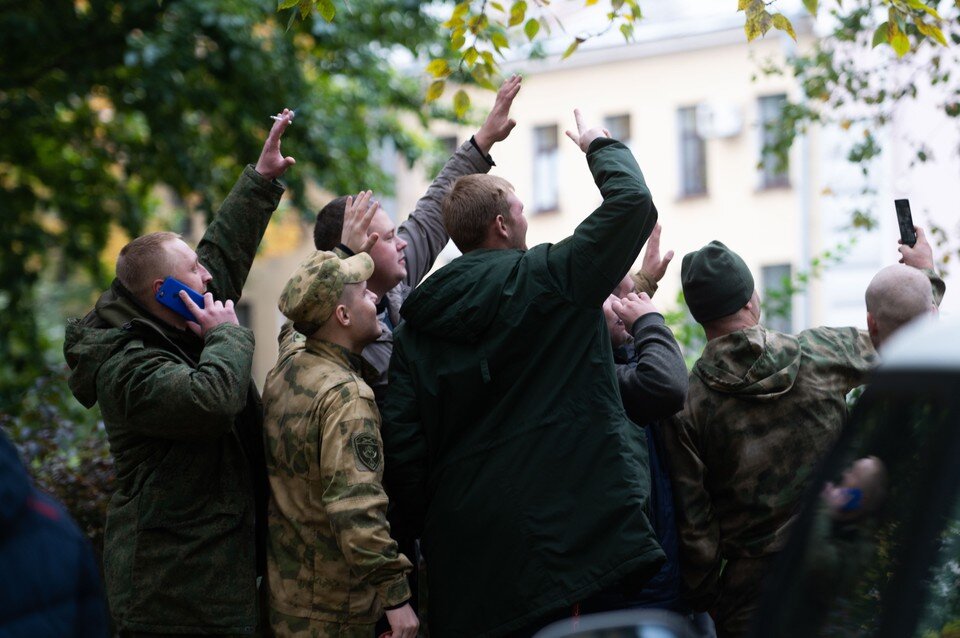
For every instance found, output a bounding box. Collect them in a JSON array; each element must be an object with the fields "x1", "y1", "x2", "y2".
[
  {"x1": 165, "y1": 239, "x2": 211, "y2": 294},
  {"x1": 504, "y1": 191, "x2": 528, "y2": 250},
  {"x1": 342, "y1": 281, "x2": 382, "y2": 345},
  {"x1": 367, "y1": 208, "x2": 408, "y2": 294}
]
